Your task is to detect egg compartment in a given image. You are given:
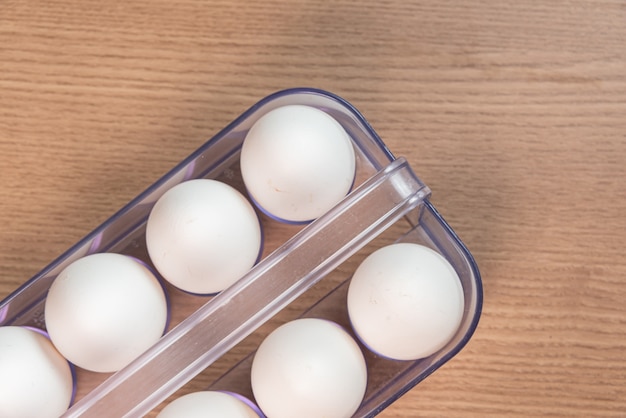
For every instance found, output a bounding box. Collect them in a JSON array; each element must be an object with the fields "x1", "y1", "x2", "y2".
[
  {"x1": 204, "y1": 197, "x2": 481, "y2": 418},
  {"x1": 0, "y1": 88, "x2": 482, "y2": 417}
]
